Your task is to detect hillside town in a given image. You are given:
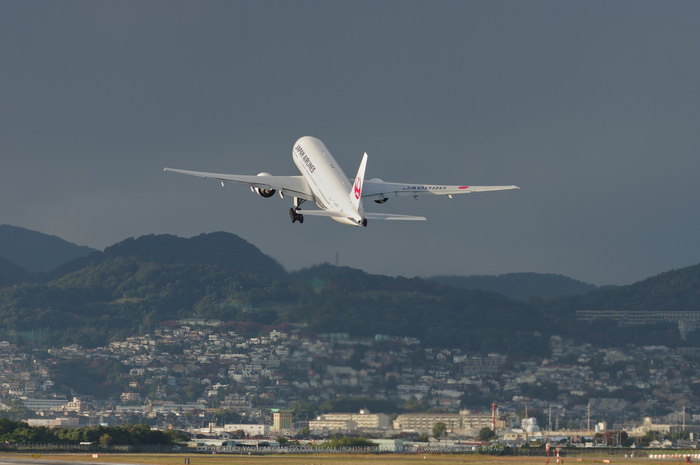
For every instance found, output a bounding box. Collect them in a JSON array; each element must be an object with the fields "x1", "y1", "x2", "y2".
[{"x1": 2, "y1": 319, "x2": 700, "y2": 448}]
